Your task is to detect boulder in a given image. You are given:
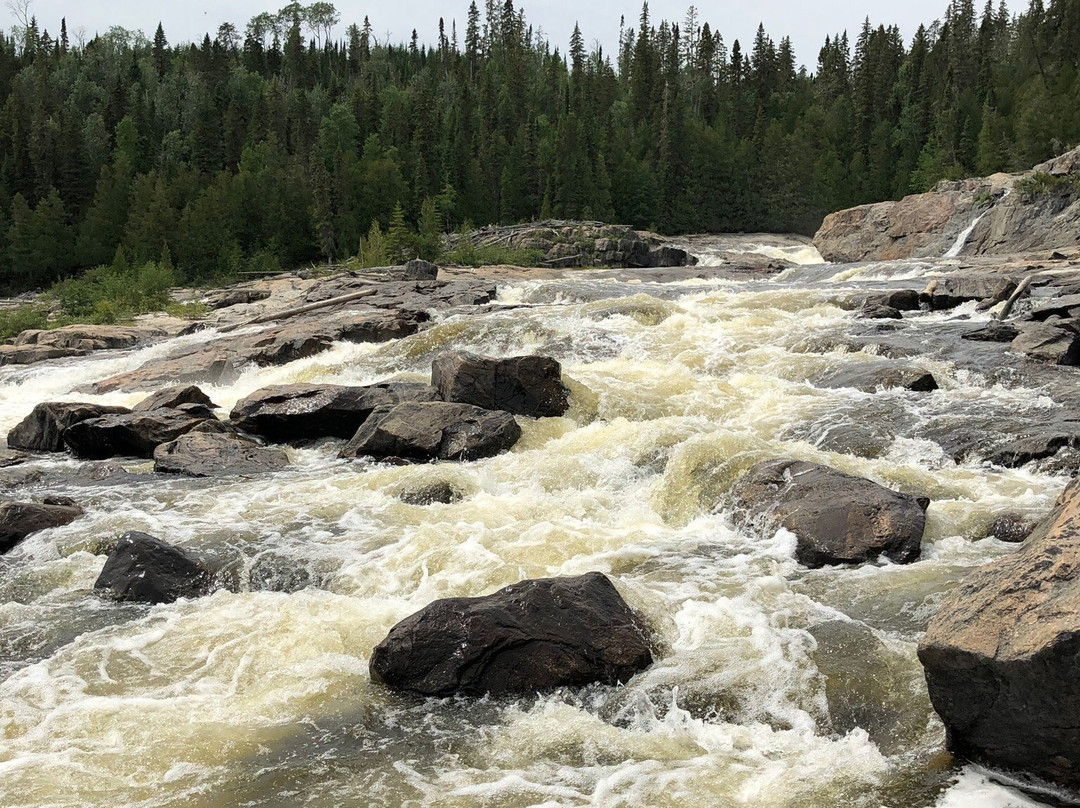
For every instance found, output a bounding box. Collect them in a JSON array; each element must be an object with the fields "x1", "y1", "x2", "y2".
[
  {"x1": 920, "y1": 276, "x2": 1018, "y2": 310},
  {"x1": 230, "y1": 382, "x2": 437, "y2": 442},
  {"x1": 63, "y1": 404, "x2": 218, "y2": 459},
  {"x1": 1028, "y1": 293, "x2": 1080, "y2": 322},
  {"x1": 340, "y1": 401, "x2": 522, "y2": 462},
  {"x1": 7, "y1": 402, "x2": 132, "y2": 452},
  {"x1": 732, "y1": 459, "x2": 928, "y2": 567},
  {"x1": 863, "y1": 290, "x2": 921, "y2": 311},
  {"x1": 369, "y1": 572, "x2": 653, "y2": 697},
  {"x1": 918, "y1": 476, "x2": 1080, "y2": 791},
  {"x1": 153, "y1": 432, "x2": 289, "y2": 477},
  {"x1": 202, "y1": 288, "x2": 271, "y2": 309},
  {"x1": 1011, "y1": 321, "x2": 1080, "y2": 365},
  {"x1": 985, "y1": 513, "x2": 1036, "y2": 543},
  {"x1": 94, "y1": 531, "x2": 213, "y2": 604},
  {"x1": 133, "y1": 385, "x2": 218, "y2": 412},
  {"x1": 856, "y1": 304, "x2": 903, "y2": 320},
  {"x1": 395, "y1": 479, "x2": 463, "y2": 505},
  {"x1": 432, "y1": 351, "x2": 571, "y2": 418},
  {"x1": 0, "y1": 324, "x2": 167, "y2": 366},
  {"x1": 401, "y1": 259, "x2": 439, "y2": 280},
  {"x1": 644, "y1": 246, "x2": 695, "y2": 268},
  {"x1": 815, "y1": 361, "x2": 938, "y2": 393},
  {"x1": 0, "y1": 501, "x2": 84, "y2": 553},
  {"x1": 961, "y1": 321, "x2": 1020, "y2": 342},
  {"x1": 987, "y1": 432, "x2": 1080, "y2": 467}
]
